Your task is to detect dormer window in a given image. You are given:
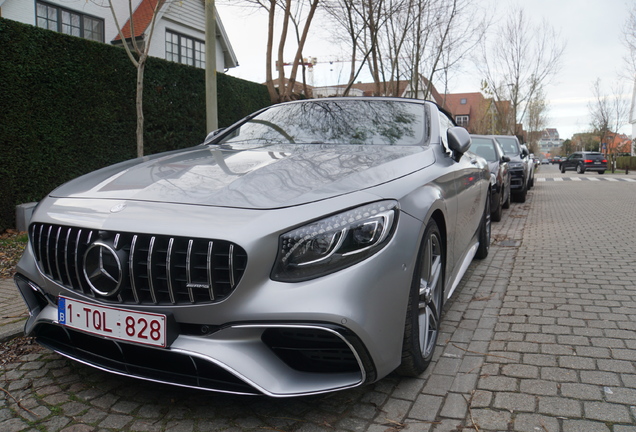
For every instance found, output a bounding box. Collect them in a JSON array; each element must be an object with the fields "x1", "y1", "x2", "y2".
[{"x1": 456, "y1": 115, "x2": 469, "y2": 127}]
